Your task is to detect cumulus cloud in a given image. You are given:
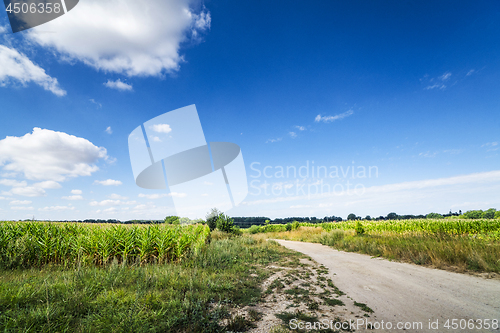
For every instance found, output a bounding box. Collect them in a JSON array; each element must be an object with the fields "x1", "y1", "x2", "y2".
[
  {"x1": 33, "y1": 181, "x2": 62, "y2": 189},
  {"x1": 10, "y1": 186, "x2": 46, "y2": 197},
  {"x1": 71, "y1": 189, "x2": 82, "y2": 195},
  {"x1": 138, "y1": 192, "x2": 186, "y2": 199},
  {"x1": 11, "y1": 206, "x2": 34, "y2": 210},
  {"x1": 27, "y1": 0, "x2": 211, "y2": 77},
  {"x1": 295, "y1": 126, "x2": 306, "y2": 131},
  {"x1": 104, "y1": 79, "x2": 133, "y2": 91},
  {"x1": 108, "y1": 193, "x2": 128, "y2": 200},
  {"x1": 9, "y1": 200, "x2": 32, "y2": 205},
  {"x1": 0, "y1": 128, "x2": 108, "y2": 182},
  {"x1": 0, "y1": 179, "x2": 27, "y2": 187},
  {"x1": 39, "y1": 205, "x2": 75, "y2": 211},
  {"x1": 93, "y1": 179, "x2": 122, "y2": 186},
  {"x1": 62, "y1": 195, "x2": 83, "y2": 200},
  {"x1": 0, "y1": 45, "x2": 66, "y2": 96},
  {"x1": 90, "y1": 199, "x2": 136, "y2": 206},
  {"x1": 289, "y1": 132, "x2": 297, "y2": 138},
  {"x1": 315, "y1": 110, "x2": 354, "y2": 123},
  {"x1": 150, "y1": 124, "x2": 172, "y2": 133}
]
